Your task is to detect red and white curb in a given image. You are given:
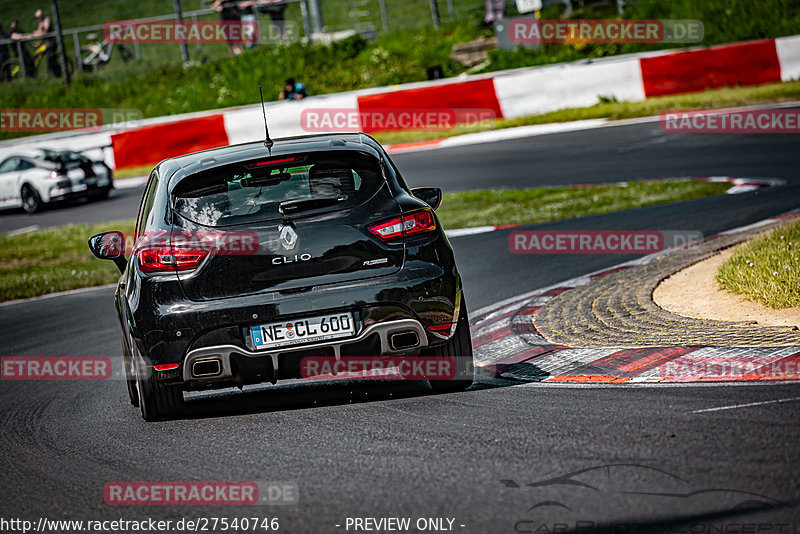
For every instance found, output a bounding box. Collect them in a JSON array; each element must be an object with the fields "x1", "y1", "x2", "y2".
[
  {"x1": 3, "y1": 34, "x2": 799, "y2": 170},
  {"x1": 114, "y1": 177, "x2": 149, "y2": 190},
  {"x1": 470, "y1": 211, "x2": 800, "y2": 384}
]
